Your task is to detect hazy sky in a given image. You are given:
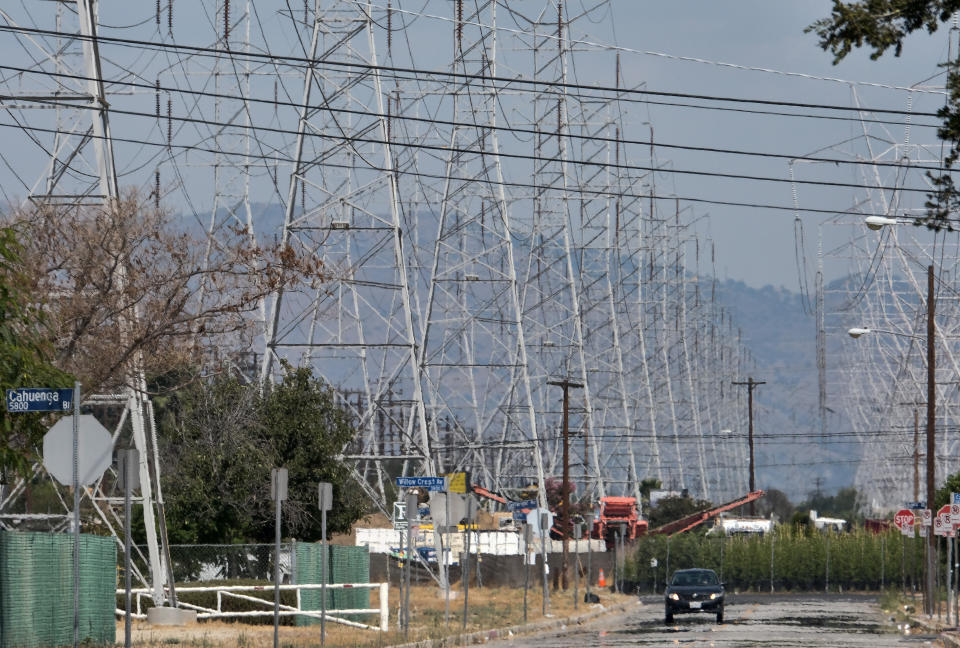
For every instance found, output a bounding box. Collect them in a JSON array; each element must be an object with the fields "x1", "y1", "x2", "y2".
[{"x1": 605, "y1": 2, "x2": 948, "y2": 289}]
